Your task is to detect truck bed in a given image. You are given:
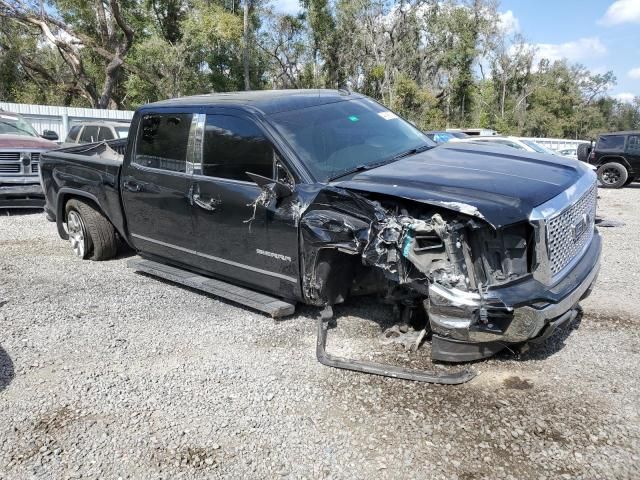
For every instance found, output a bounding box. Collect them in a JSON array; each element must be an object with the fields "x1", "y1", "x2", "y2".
[{"x1": 40, "y1": 139, "x2": 128, "y2": 241}]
